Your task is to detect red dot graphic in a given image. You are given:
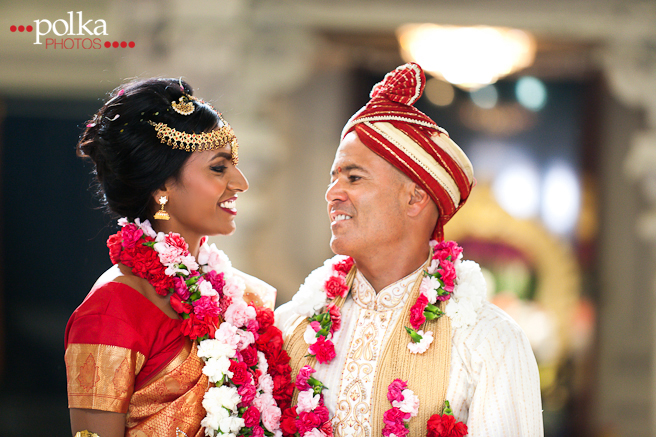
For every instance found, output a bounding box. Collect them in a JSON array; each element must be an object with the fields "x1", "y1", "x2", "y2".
[
  {"x1": 26, "y1": 25, "x2": 33, "y2": 32},
  {"x1": 104, "y1": 41, "x2": 111, "y2": 48},
  {"x1": 18, "y1": 25, "x2": 25, "y2": 32},
  {"x1": 120, "y1": 41, "x2": 127, "y2": 48},
  {"x1": 129, "y1": 41, "x2": 135, "y2": 48},
  {"x1": 10, "y1": 25, "x2": 17, "y2": 32},
  {"x1": 112, "y1": 41, "x2": 119, "y2": 48}
]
